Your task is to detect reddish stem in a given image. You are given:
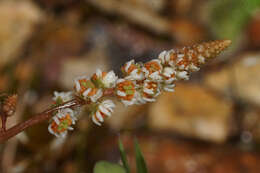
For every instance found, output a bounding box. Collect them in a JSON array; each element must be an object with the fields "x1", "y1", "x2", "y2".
[
  {"x1": 0, "y1": 90, "x2": 114, "y2": 143},
  {"x1": 1, "y1": 114, "x2": 6, "y2": 132},
  {"x1": 0, "y1": 98, "x2": 82, "y2": 143}
]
